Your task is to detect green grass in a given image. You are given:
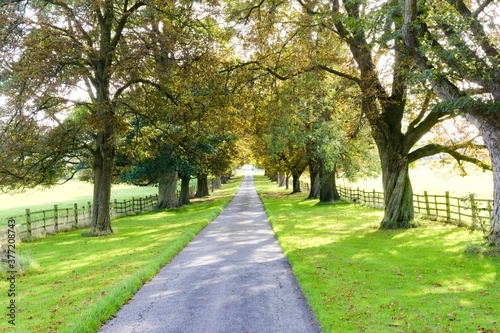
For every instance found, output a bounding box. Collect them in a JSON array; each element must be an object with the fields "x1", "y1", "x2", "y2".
[
  {"x1": 0, "y1": 176, "x2": 241, "y2": 333},
  {"x1": 0, "y1": 181, "x2": 158, "y2": 221},
  {"x1": 255, "y1": 175, "x2": 500, "y2": 333}
]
